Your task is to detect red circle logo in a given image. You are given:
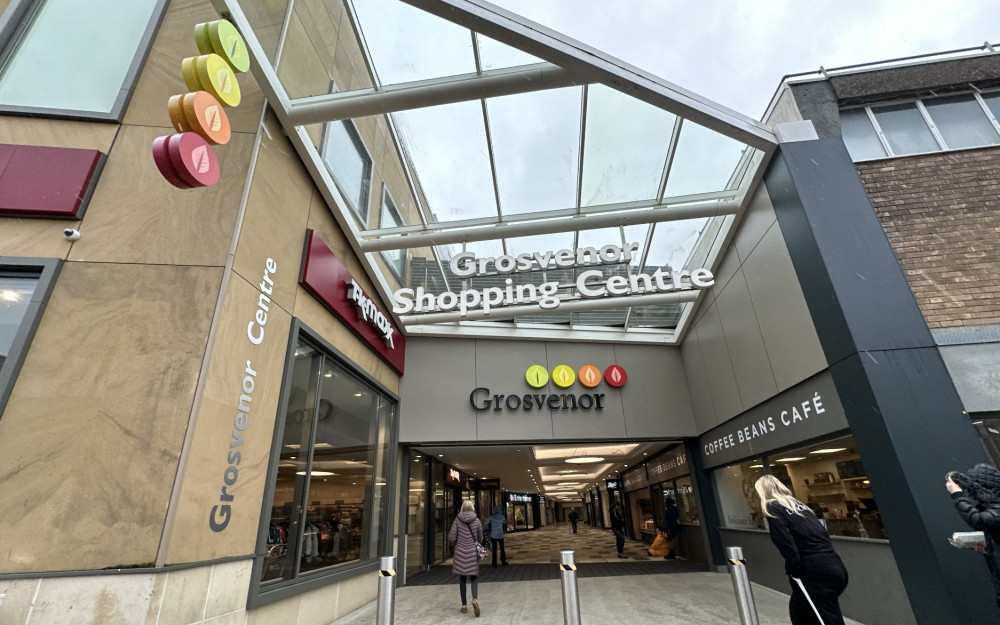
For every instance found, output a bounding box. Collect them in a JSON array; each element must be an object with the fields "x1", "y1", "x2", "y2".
[{"x1": 604, "y1": 365, "x2": 627, "y2": 388}]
